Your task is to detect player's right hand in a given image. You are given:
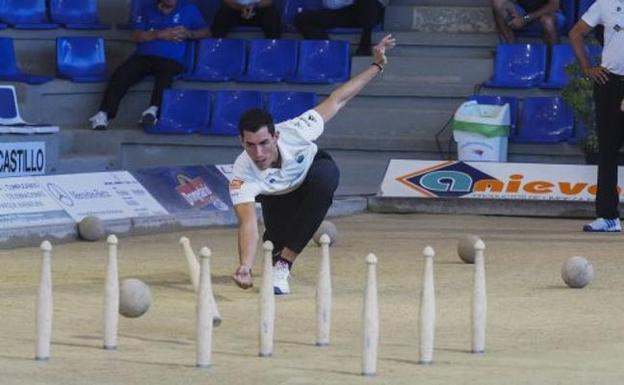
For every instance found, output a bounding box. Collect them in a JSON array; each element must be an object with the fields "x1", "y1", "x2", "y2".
[
  {"x1": 584, "y1": 66, "x2": 610, "y2": 85},
  {"x1": 232, "y1": 264, "x2": 253, "y2": 289}
]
